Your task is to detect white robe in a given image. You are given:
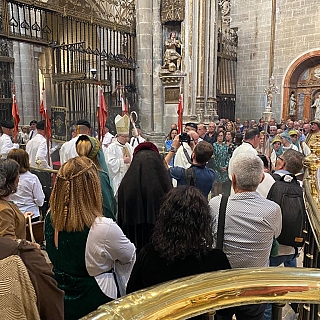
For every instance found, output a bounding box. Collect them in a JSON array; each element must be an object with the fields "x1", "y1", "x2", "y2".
[
  {"x1": 0, "y1": 133, "x2": 19, "y2": 159},
  {"x1": 26, "y1": 134, "x2": 51, "y2": 169},
  {"x1": 59, "y1": 136, "x2": 80, "y2": 165},
  {"x1": 104, "y1": 140, "x2": 133, "y2": 195},
  {"x1": 129, "y1": 135, "x2": 145, "y2": 149},
  {"x1": 26, "y1": 133, "x2": 51, "y2": 169}
]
